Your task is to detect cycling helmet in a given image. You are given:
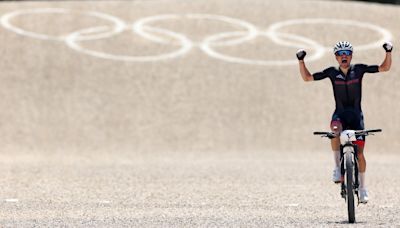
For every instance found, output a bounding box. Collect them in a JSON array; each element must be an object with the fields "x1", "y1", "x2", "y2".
[{"x1": 333, "y1": 41, "x2": 353, "y2": 54}]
